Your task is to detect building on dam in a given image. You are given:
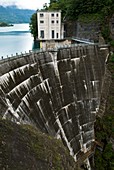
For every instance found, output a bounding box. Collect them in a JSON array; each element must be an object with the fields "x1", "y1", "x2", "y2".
[
  {"x1": 37, "y1": 10, "x2": 64, "y2": 40},
  {"x1": 37, "y1": 10, "x2": 67, "y2": 49}
]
